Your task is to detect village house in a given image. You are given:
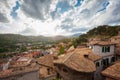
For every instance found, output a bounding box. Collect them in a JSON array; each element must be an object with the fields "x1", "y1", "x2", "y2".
[
  {"x1": 110, "y1": 34, "x2": 120, "y2": 60},
  {"x1": 0, "y1": 61, "x2": 39, "y2": 80},
  {"x1": 25, "y1": 50, "x2": 43, "y2": 58},
  {"x1": 0, "y1": 60, "x2": 3, "y2": 72},
  {"x1": 88, "y1": 41, "x2": 116, "y2": 66},
  {"x1": 36, "y1": 54, "x2": 57, "y2": 80},
  {"x1": 0, "y1": 52, "x2": 58, "y2": 80},
  {"x1": 54, "y1": 40, "x2": 116, "y2": 80},
  {"x1": 54, "y1": 48, "x2": 101, "y2": 80},
  {"x1": 102, "y1": 61, "x2": 120, "y2": 80},
  {"x1": 110, "y1": 36, "x2": 120, "y2": 45},
  {"x1": 0, "y1": 56, "x2": 41, "y2": 80},
  {"x1": 9, "y1": 57, "x2": 32, "y2": 68},
  {"x1": 88, "y1": 41, "x2": 116, "y2": 80},
  {"x1": 88, "y1": 37, "x2": 101, "y2": 43}
]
